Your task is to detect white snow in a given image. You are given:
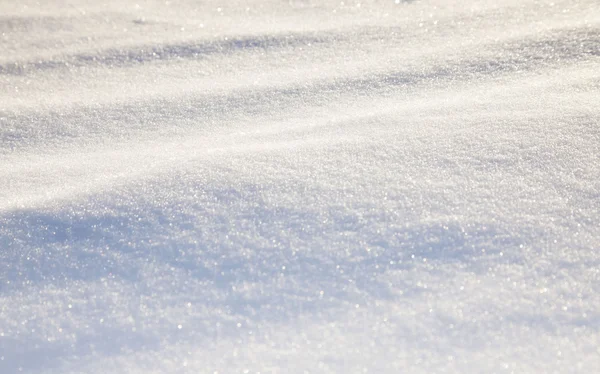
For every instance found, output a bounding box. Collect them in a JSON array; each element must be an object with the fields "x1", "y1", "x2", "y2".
[{"x1": 1, "y1": 0, "x2": 599, "y2": 372}]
